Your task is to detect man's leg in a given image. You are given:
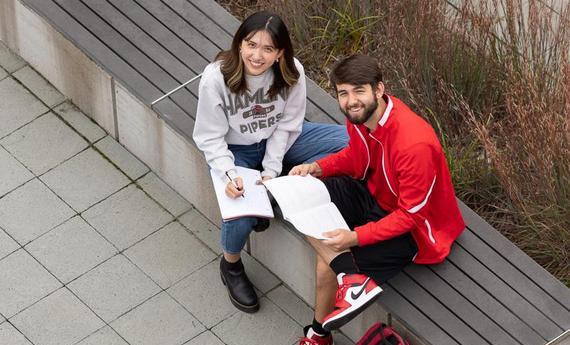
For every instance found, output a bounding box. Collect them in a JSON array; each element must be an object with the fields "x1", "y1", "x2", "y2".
[
  {"x1": 314, "y1": 254, "x2": 337, "y2": 321},
  {"x1": 306, "y1": 177, "x2": 385, "y2": 331}
]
